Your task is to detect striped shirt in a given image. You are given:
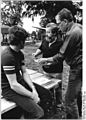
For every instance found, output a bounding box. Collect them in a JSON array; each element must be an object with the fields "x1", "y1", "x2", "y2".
[{"x1": 1, "y1": 46, "x2": 25, "y2": 92}]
